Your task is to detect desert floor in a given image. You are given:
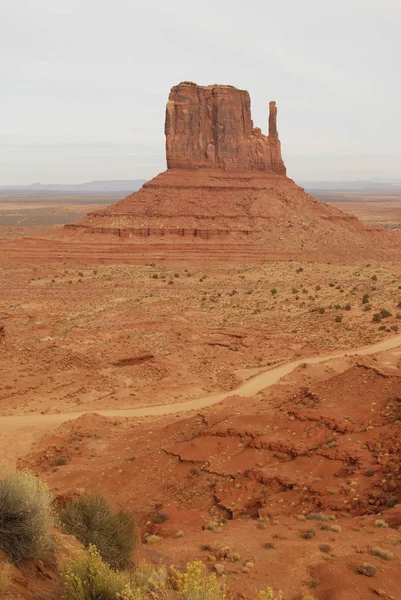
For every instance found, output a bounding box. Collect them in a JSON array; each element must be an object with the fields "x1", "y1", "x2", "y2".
[{"x1": 1, "y1": 196, "x2": 401, "y2": 599}]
